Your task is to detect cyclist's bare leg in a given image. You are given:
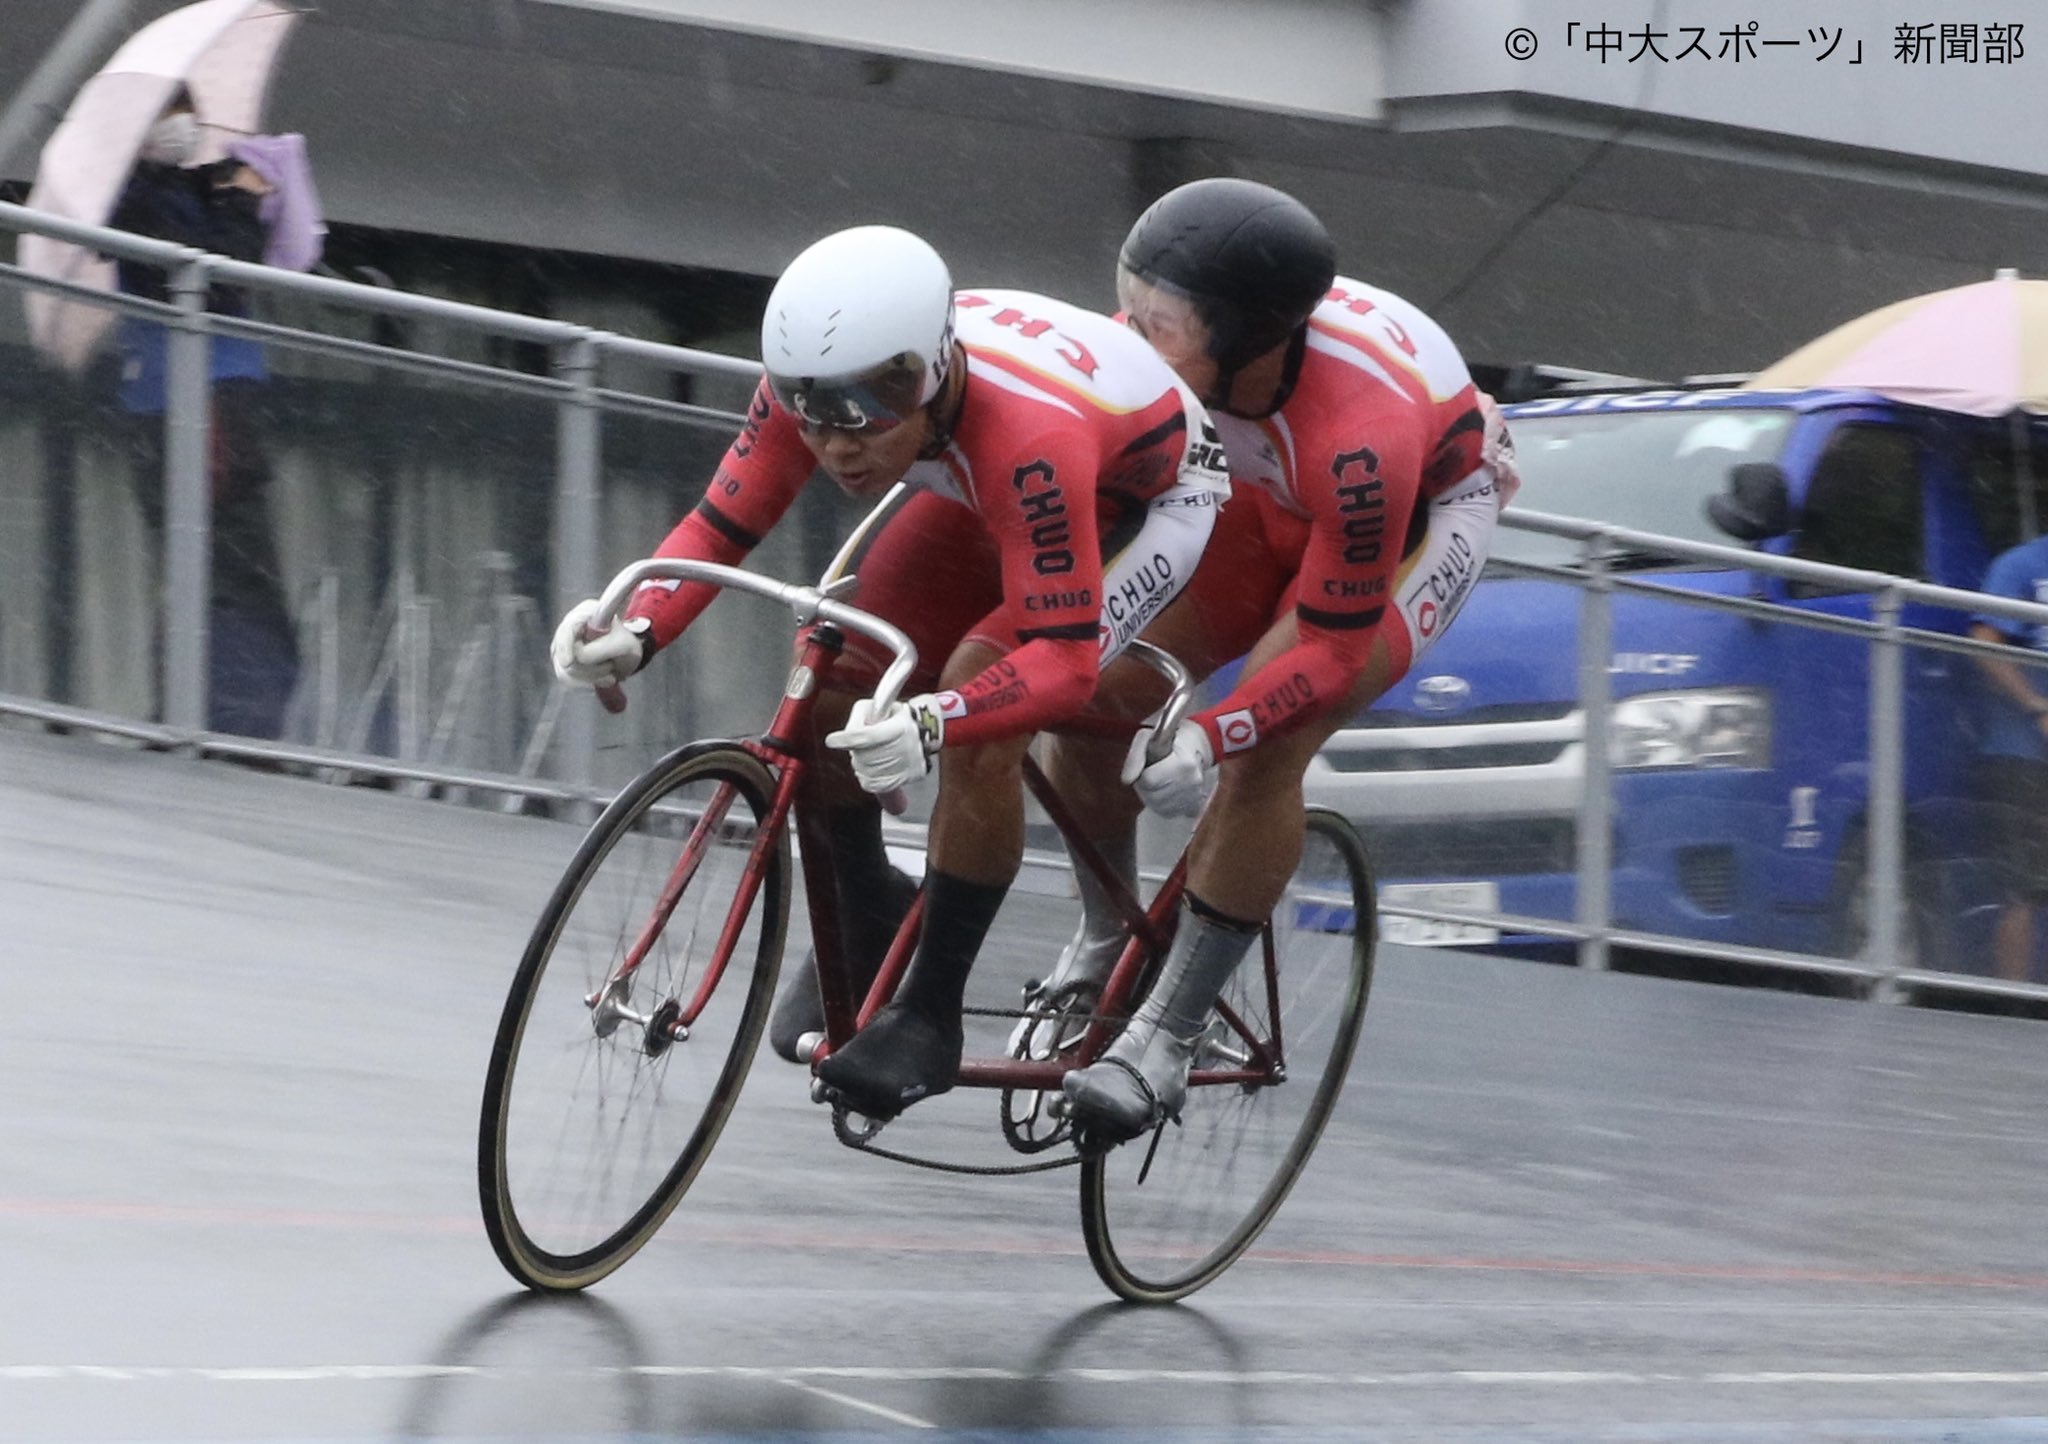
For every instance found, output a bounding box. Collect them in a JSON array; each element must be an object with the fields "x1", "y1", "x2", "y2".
[
  {"x1": 1042, "y1": 592, "x2": 1217, "y2": 838},
  {"x1": 1186, "y1": 617, "x2": 1402, "y2": 922},
  {"x1": 1039, "y1": 660, "x2": 1166, "y2": 841},
  {"x1": 926, "y1": 643, "x2": 1036, "y2": 886},
  {"x1": 1034, "y1": 599, "x2": 1221, "y2": 1004}
]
